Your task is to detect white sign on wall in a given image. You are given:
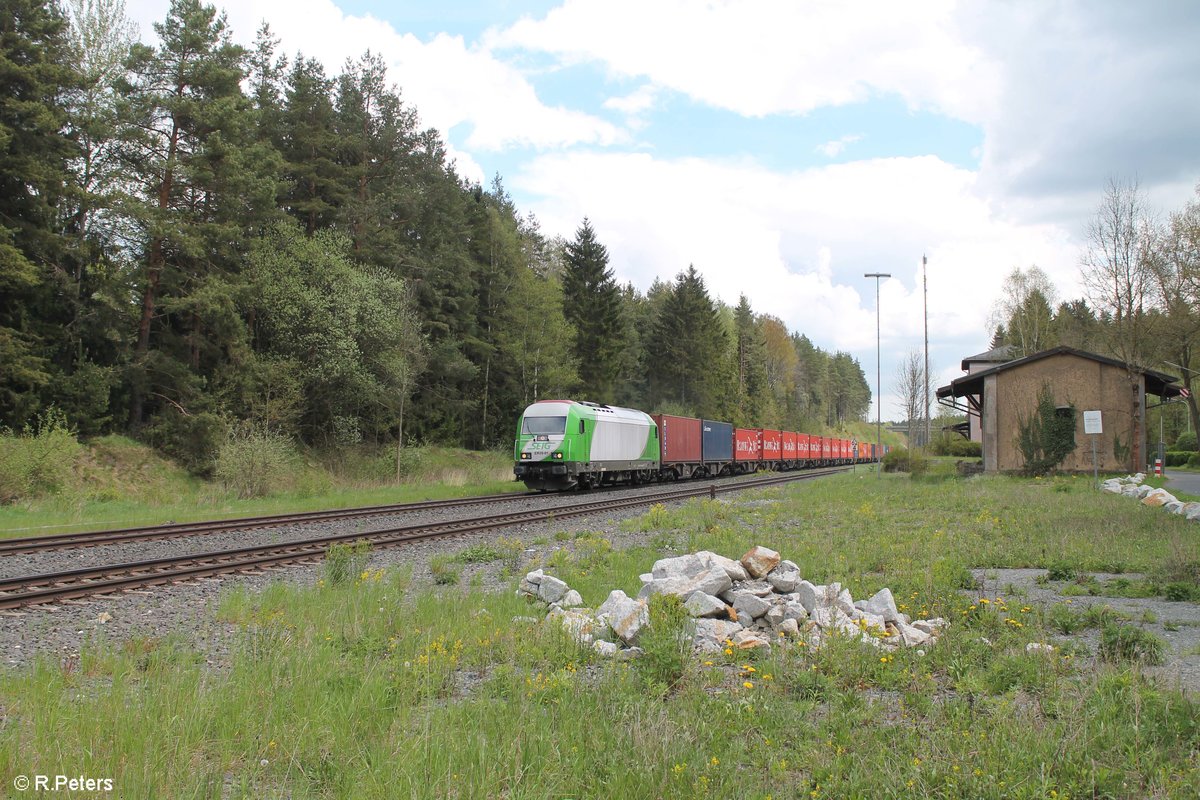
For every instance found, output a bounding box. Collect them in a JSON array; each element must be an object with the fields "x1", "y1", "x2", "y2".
[{"x1": 1083, "y1": 410, "x2": 1103, "y2": 435}]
